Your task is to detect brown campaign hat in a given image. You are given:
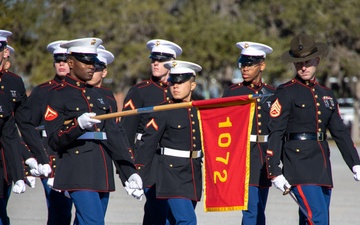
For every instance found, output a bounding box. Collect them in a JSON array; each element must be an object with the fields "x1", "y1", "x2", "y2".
[{"x1": 281, "y1": 34, "x2": 328, "y2": 63}]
